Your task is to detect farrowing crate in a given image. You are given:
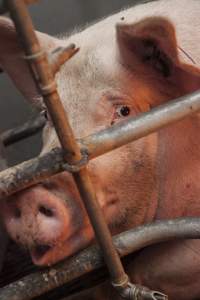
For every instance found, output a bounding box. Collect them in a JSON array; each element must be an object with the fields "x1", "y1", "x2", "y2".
[{"x1": 0, "y1": 1, "x2": 200, "y2": 299}]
